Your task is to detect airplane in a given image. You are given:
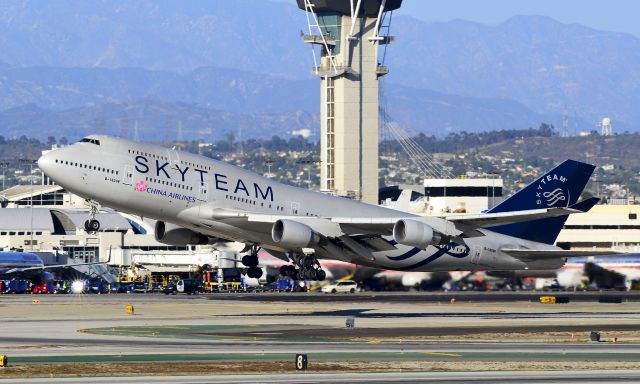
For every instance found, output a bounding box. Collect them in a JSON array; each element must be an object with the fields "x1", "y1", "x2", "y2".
[
  {"x1": 514, "y1": 255, "x2": 640, "y2": 291},
  {"x1": 0, "y1": 251, "x2": 47, "y2": 277},
  {"x1": 0, "y1": 249, "x2": 111, "y2": 281},
  {"x1": 37, "y1": 135, "x2": 622, "y2": 281}
]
